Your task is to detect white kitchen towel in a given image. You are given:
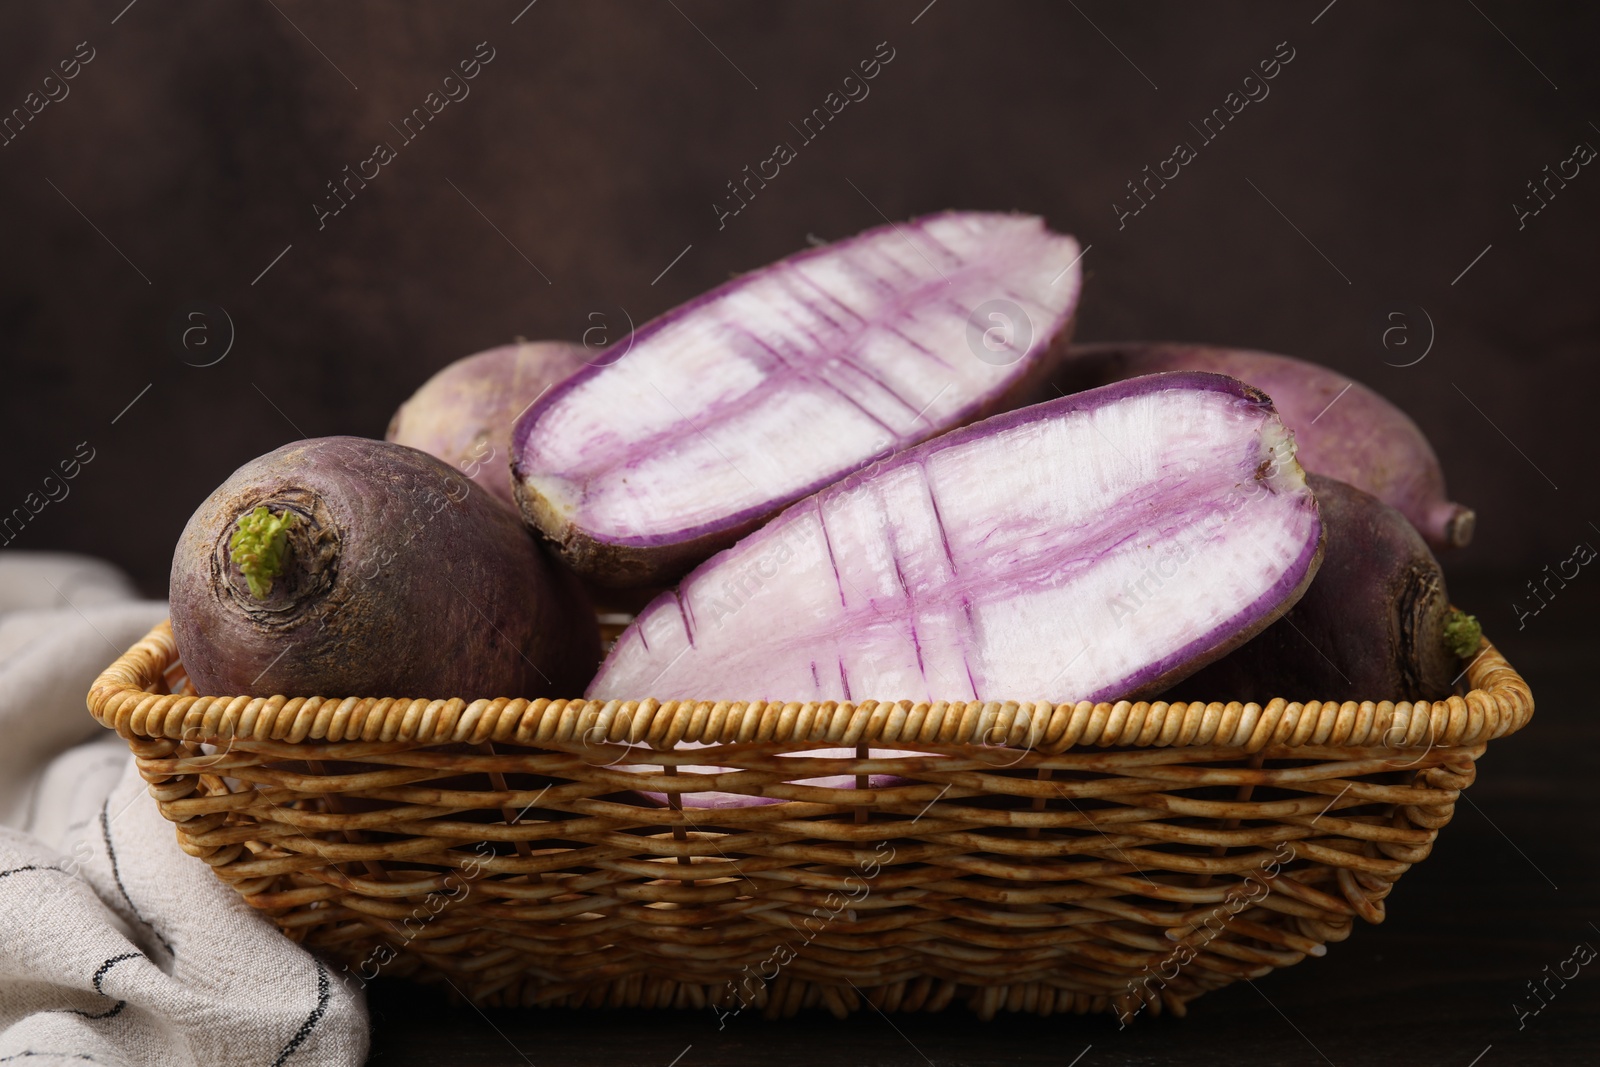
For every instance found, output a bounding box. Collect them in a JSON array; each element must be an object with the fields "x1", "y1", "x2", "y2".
[{"x1": 0, "y1": 552, "x2": 369, "y2": 1066}]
